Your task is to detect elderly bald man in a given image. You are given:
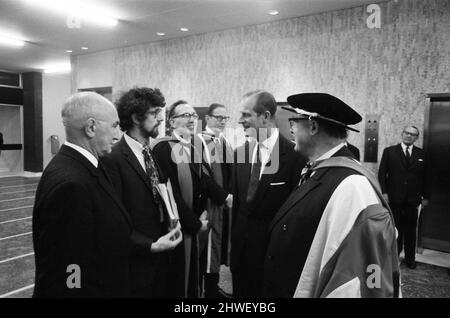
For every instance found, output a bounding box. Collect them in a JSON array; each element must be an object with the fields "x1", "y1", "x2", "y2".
[{"x1": 32, "y1": 92, "x2": 132, "y2": 297}]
